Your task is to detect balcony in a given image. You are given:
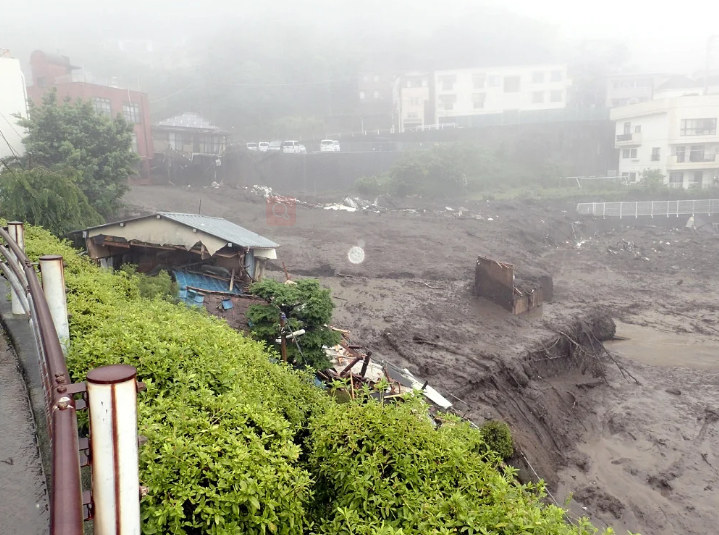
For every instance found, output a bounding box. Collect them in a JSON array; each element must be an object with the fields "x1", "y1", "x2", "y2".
[
  {"x1": 615, "y1": 132, "x2": 642, "y2": 147},
  {"x1": 666, "y1": 153, "x2": 719, "y2": 170}
]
